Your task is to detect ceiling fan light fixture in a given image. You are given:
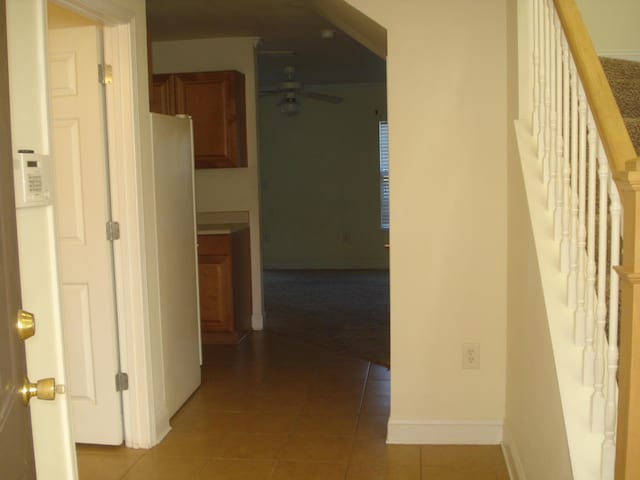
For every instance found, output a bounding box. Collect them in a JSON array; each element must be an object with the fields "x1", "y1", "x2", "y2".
[{"x1": 280, "y1": 96, "x2": 300, "y2": 116}]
